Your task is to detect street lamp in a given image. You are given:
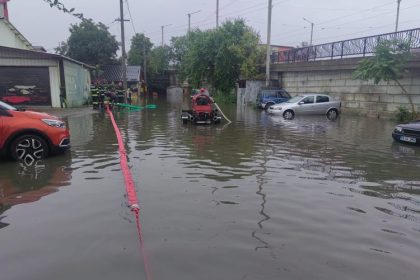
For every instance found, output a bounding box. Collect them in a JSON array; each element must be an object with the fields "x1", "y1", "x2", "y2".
[
  {"x1": 187, "y1": 10, "x2": 201, "y2": 33},
  {"x1": 161, "y1": 24, "x2": 172, "y2": 47},
  {"x1": 303, "y1": 17, "x2": 314, "y2": 46},
  {"x1": 395, "y1": 0, "x2": 402, "y2": 32}
]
